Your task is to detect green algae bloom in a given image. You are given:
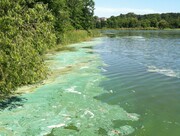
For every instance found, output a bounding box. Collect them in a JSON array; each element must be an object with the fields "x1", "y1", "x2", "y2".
[{"x1": 0, "y1": 38, "x2": 139, "y2": 136}]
